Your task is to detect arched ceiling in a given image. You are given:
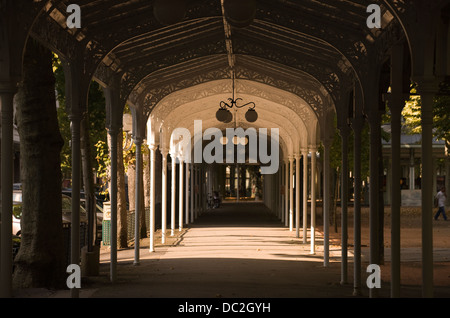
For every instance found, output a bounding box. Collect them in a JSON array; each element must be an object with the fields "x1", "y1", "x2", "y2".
[
  {"x1": 29, "y1": 0, "x2": 415, "y2": 153},
  {"x1": 150, "y1": 79, "x2": 317, "y2": 155}
]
